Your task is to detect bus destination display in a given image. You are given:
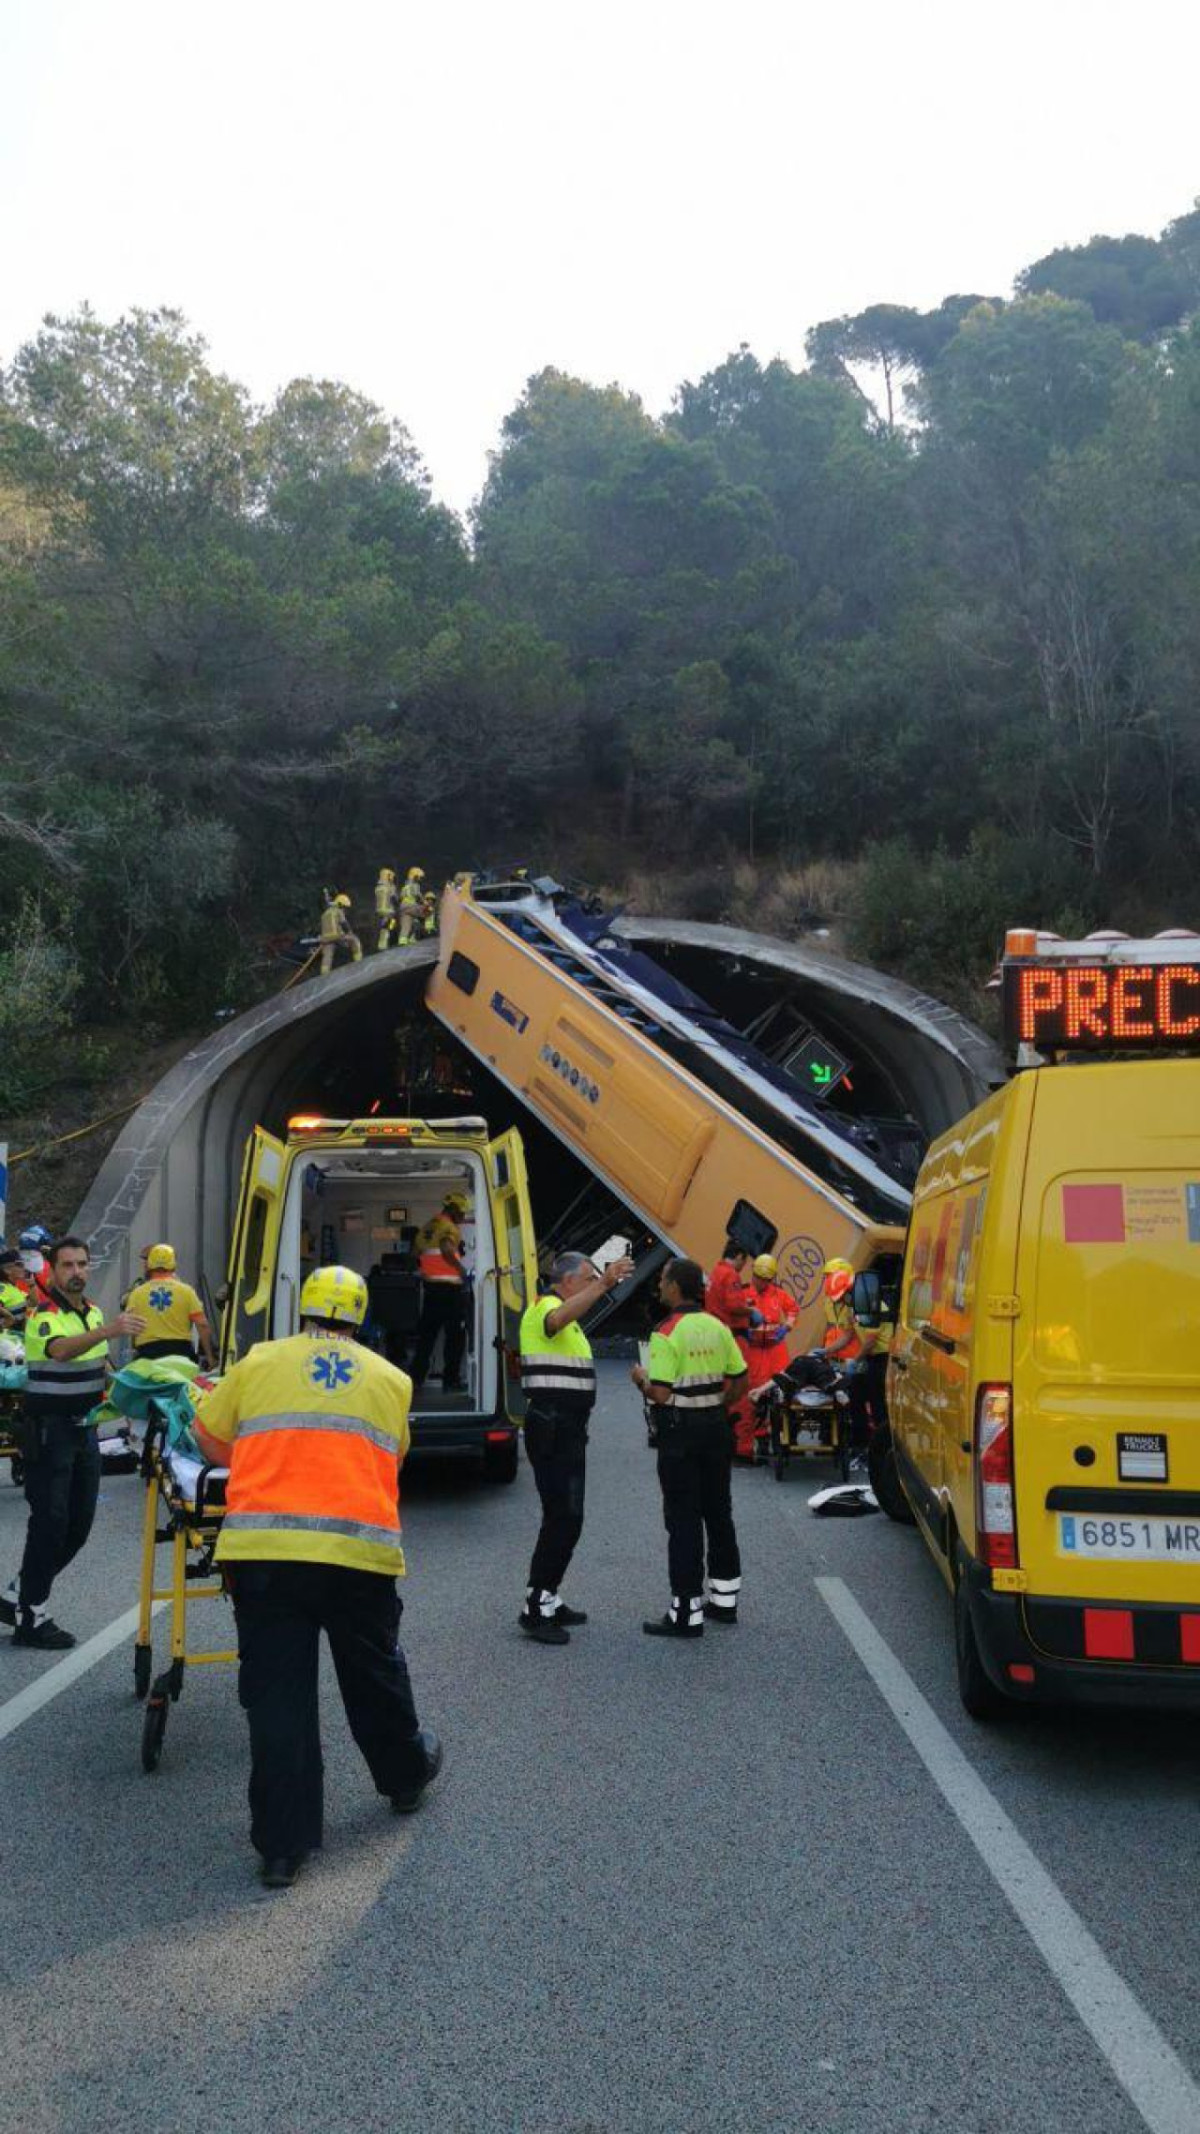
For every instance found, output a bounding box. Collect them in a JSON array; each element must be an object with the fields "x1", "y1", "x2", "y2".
[{"x1": 1004, "y1": 961, "x2": 1200, "y2": 1052}]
